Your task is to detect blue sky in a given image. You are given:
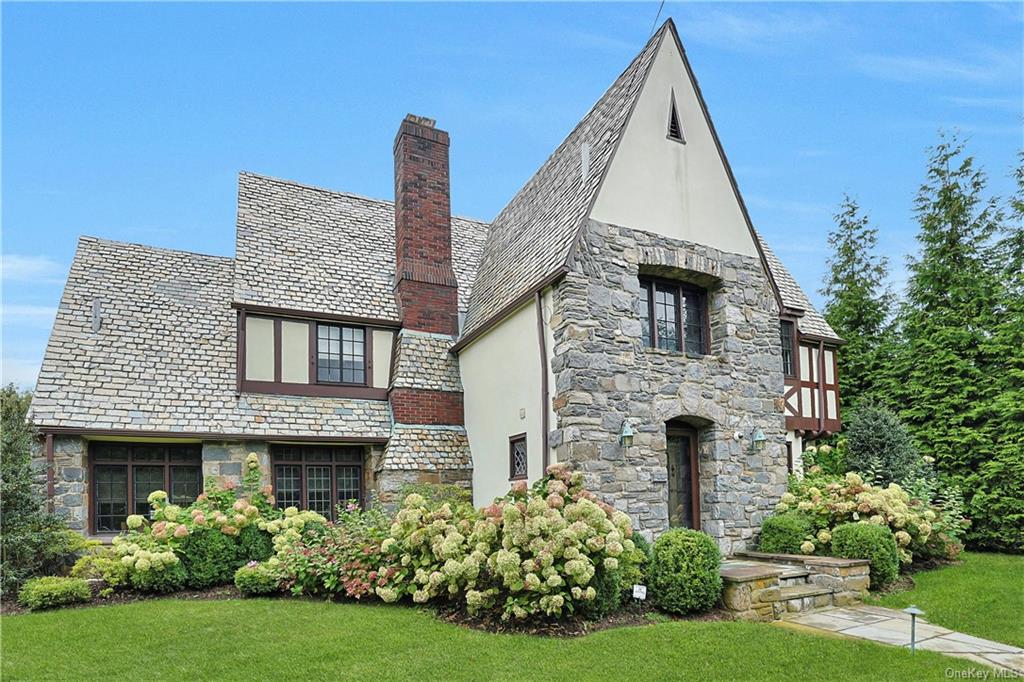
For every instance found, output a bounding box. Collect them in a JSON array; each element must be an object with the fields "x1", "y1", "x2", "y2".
[{"x1": 3, "y1": 2, "x2": 1021, "y2": 387}]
